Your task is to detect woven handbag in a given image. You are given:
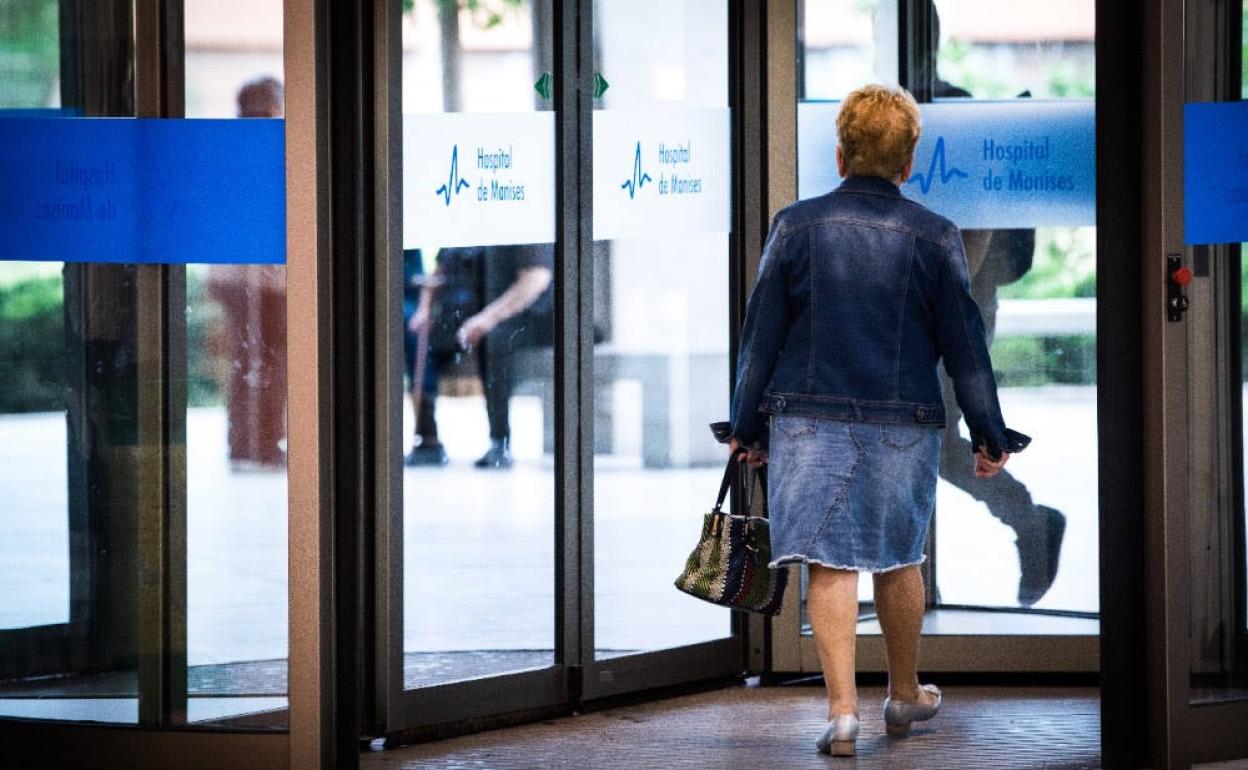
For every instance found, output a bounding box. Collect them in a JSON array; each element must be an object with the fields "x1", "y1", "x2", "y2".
[{"x1": 674, "y1": 455, "x2": 788, "y2": 615}]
